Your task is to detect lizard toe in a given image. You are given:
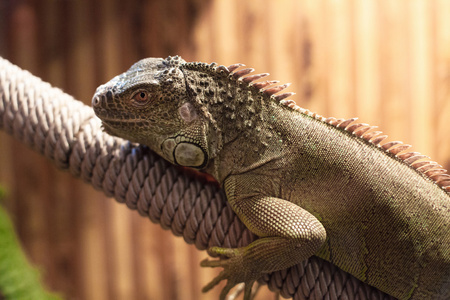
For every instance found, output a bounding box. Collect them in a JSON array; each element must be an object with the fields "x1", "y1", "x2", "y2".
[
  {"x1": 207, "y1": 246, "x2": 240, "y2": 258},
  {"x1": 200, "y1": 257, "x2": 227, "y2": 268}
]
